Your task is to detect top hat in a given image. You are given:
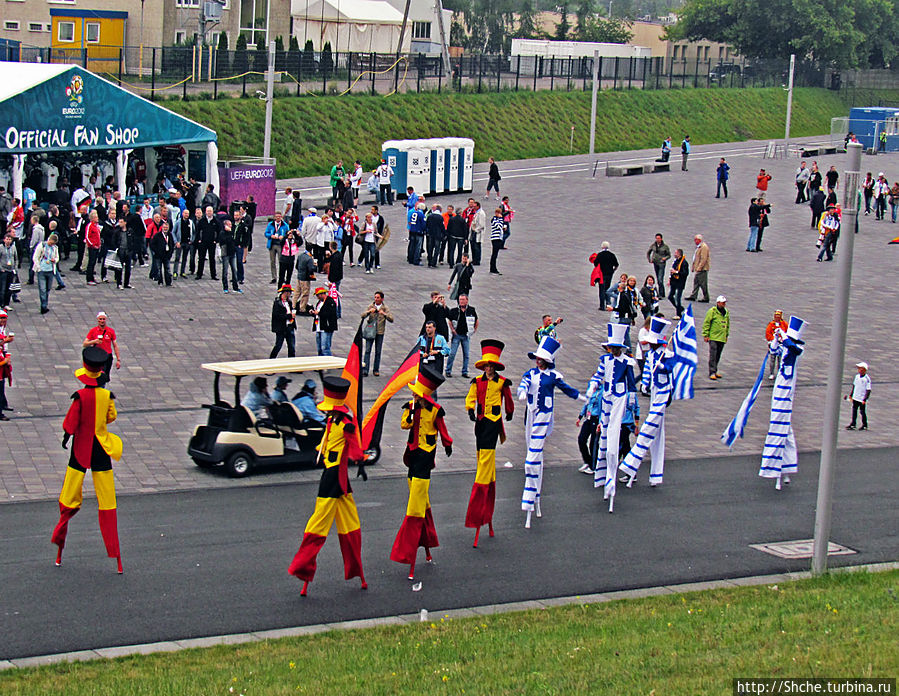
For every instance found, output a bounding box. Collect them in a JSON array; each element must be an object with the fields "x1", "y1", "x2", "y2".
[
  {"x1": 75, "y1": 346, "x2": 110, "y2": 386},
  {"x1": 475, "y1": 339, "x2": 506, "y2": 371},
  {"x1": 318, "y1": 375, "x2": 351, "y2": 411},
  {"x1": 409, "y1": 365, "x2": 445, "y2": 399},
  {"x1": 647, "y1": 317, "x2": 671, "y2": 344},
  {"x1": 786, "y1": 315, "x2": 806, "y2": 343},
  {"x1": 278, "y1": 284, "x2": 292, "y2": 296},
  {"x1": 527, "y1": 335, "x2": 561, "y2": 368},
  {"x1": 602, "y1": 323, "x2": 628, "y2": 349}
]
